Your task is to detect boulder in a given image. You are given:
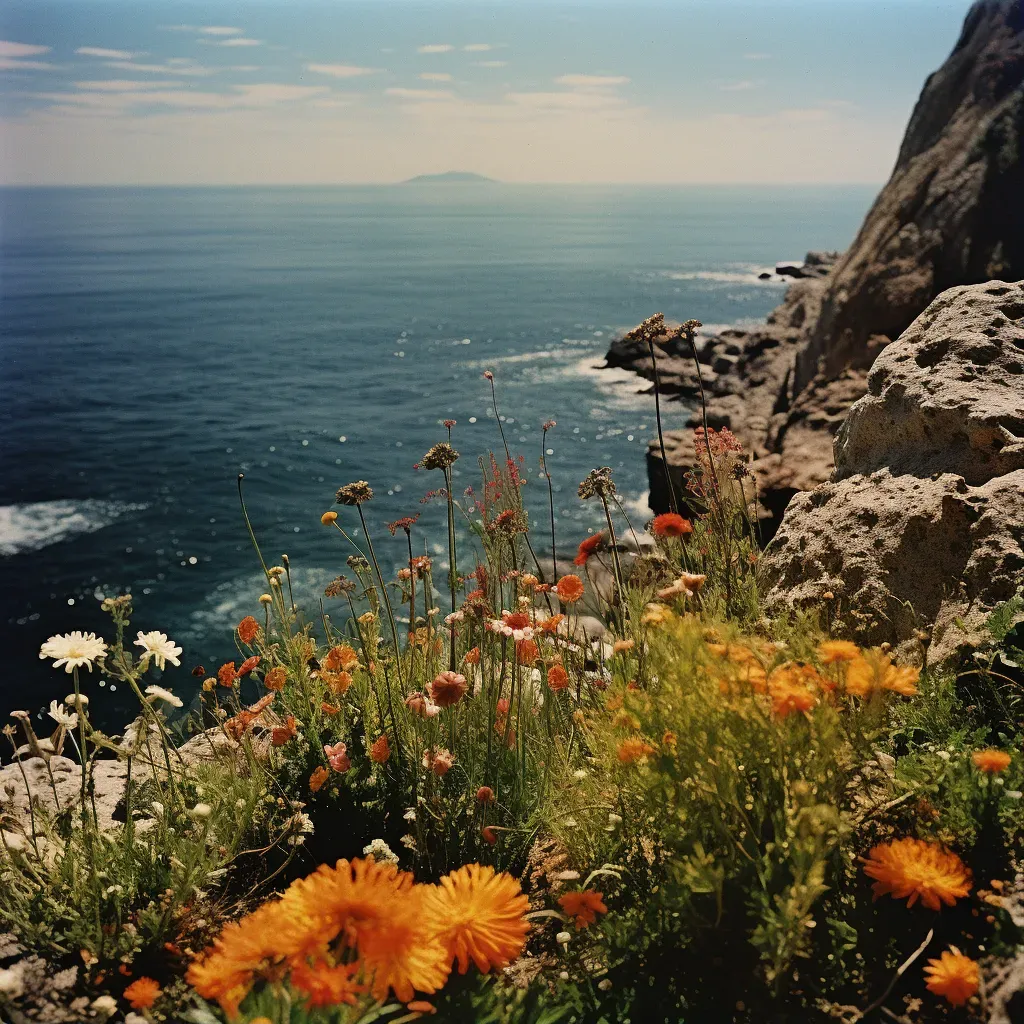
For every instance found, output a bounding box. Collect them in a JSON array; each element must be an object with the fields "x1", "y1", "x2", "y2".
[{"x1": 760, "y1": 280, "x2": 1024, "y2": 665}]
